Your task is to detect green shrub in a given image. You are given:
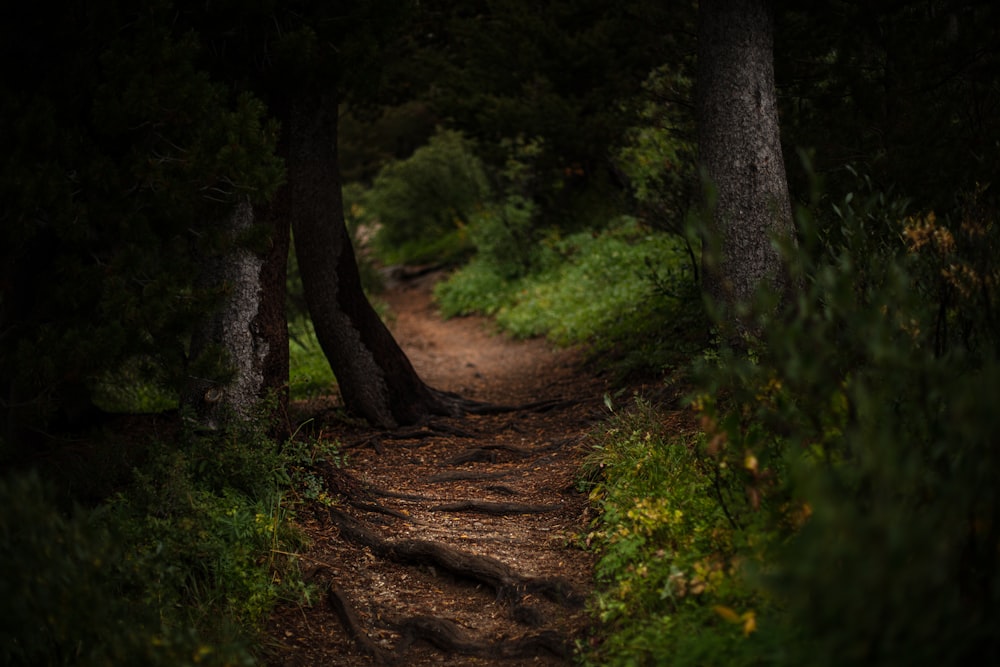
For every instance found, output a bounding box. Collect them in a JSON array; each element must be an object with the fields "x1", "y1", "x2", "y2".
[
  {"x1": 91, "y1": 356, "x2": 178, "y2": 413},
  {"x1": 584, "y1": 172, "x2": 1000, "y2": 666},
  {"x1": 364, "y1": 128, "x2": 489, "y2": 265},
  {"x1": 614, "y1": 64, "x2": 698, "y2": 239},
  {"x1": 465, "y1": 136, "x2": 550, "y2": 279},
  {"x1": 467, "y1": 194, "x2": 539, "y2": 280},
  {"x1": 580, "y1": 398, "x2": 778, "y2": 666},
  {"x1": 693, "y1": 173, "x2": 1000, "y2": 666},
  {"x1": 0, "y1": 406, "x2": 322, "y2": 666},
  {"x1": 0, "y1": 473, "x2": 258, "y2": 667},
  {"x1": 496, "y1": 218, "x2": 693, "y2": 344},
  {"x1": 433, "y1": 258, "x2": 525, "y2": 318},
  {"x1": 436, "y1": 216, "x2": 703, "y2": 376}
]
